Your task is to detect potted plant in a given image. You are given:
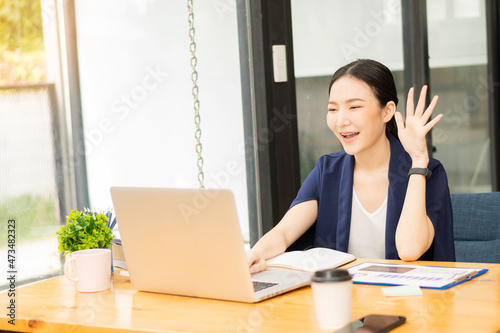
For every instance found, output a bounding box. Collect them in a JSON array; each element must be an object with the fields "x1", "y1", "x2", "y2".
[{"x1": 57, "y1": 209, "x2": 115, "y2": 254}]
